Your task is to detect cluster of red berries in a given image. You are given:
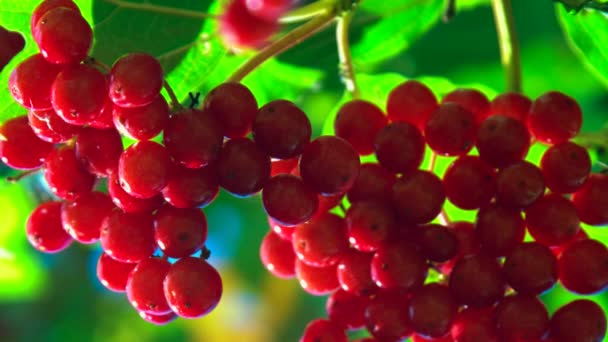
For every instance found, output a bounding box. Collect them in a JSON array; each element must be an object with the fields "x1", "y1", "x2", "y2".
[
  {"x1": 258, "y1": 80, "x2": 608, "y2": 342},
  {"x1": 220, "y1": 0, "x2": 299, "y2": 48}
]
